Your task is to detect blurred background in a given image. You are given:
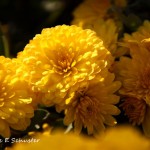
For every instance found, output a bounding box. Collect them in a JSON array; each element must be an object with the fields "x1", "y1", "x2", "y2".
[
  {"x1": 0, "y1": 0, "x2": 82, "y2": 57},
  {"x1": 0, "y1": 0, "x2": 150, "y2": 57}
]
